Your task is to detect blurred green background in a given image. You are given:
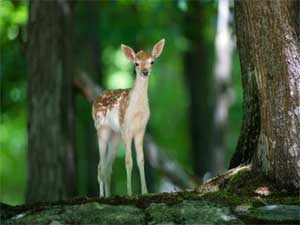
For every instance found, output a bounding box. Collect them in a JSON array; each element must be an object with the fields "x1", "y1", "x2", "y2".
[{"x1": 0, "y1": 0, "x2": 242, "y2": 205}]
